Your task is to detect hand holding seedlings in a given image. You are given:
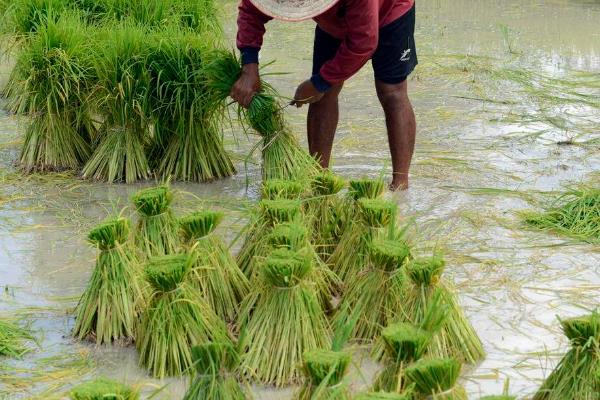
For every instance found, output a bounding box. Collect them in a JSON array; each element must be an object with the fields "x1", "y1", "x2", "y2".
[
  {"x1": 231, "y1": 63, "x2": 261, "y2": 108},
  {"x1": 292, "y1": 79, "x2": 325, "y2": 107}
]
